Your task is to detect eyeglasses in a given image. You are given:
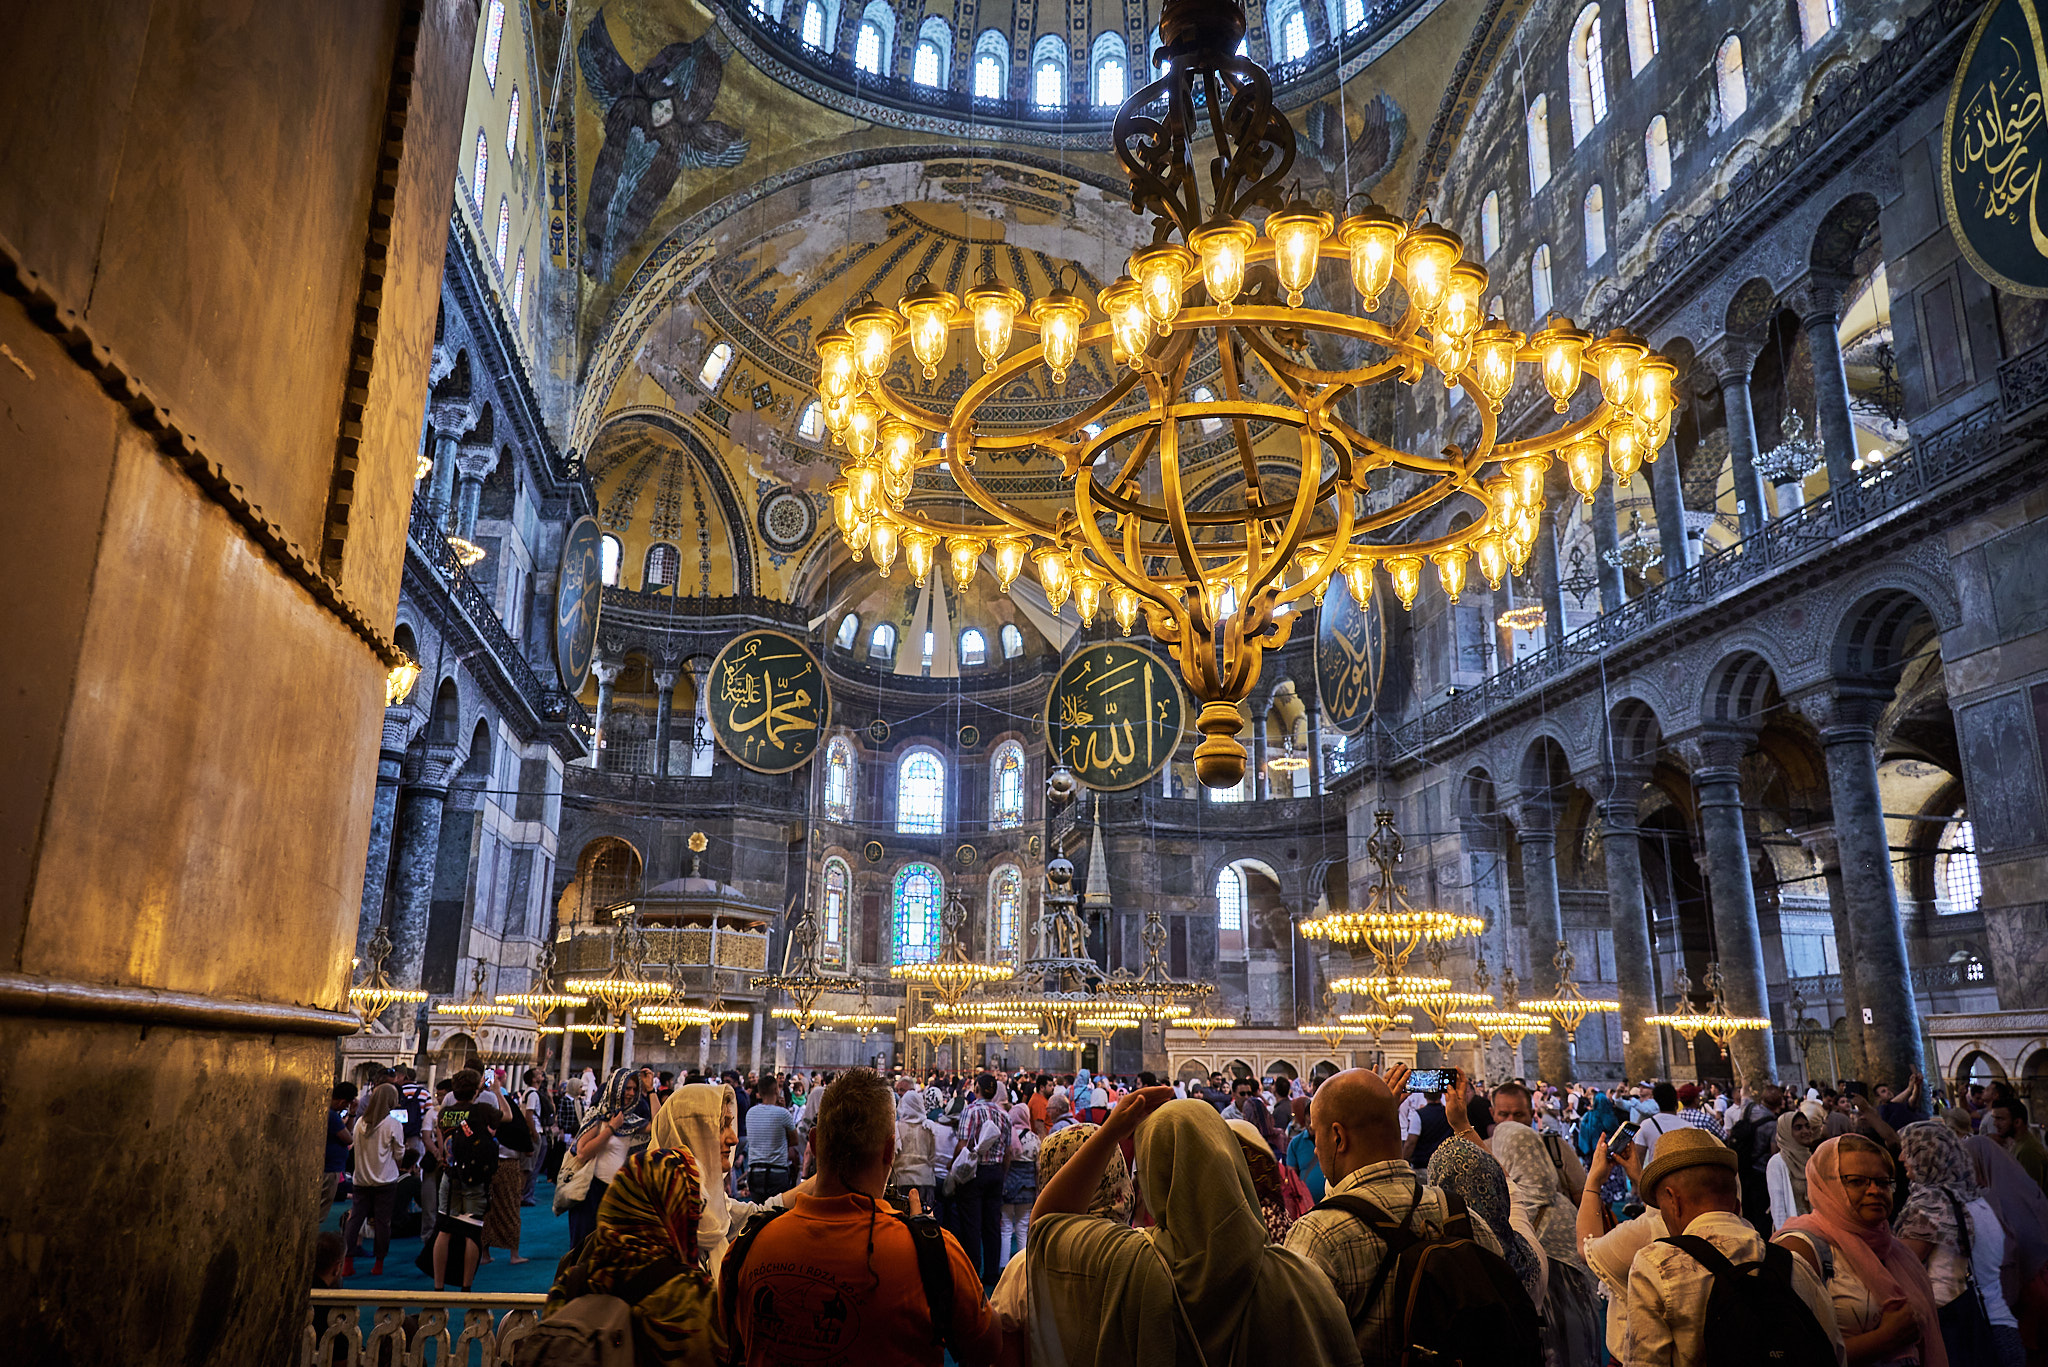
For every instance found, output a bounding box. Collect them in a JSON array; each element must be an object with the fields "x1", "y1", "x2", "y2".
[{"x1": 1838, "y1": 1174, "x2": 1890, "y2": 1193}]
